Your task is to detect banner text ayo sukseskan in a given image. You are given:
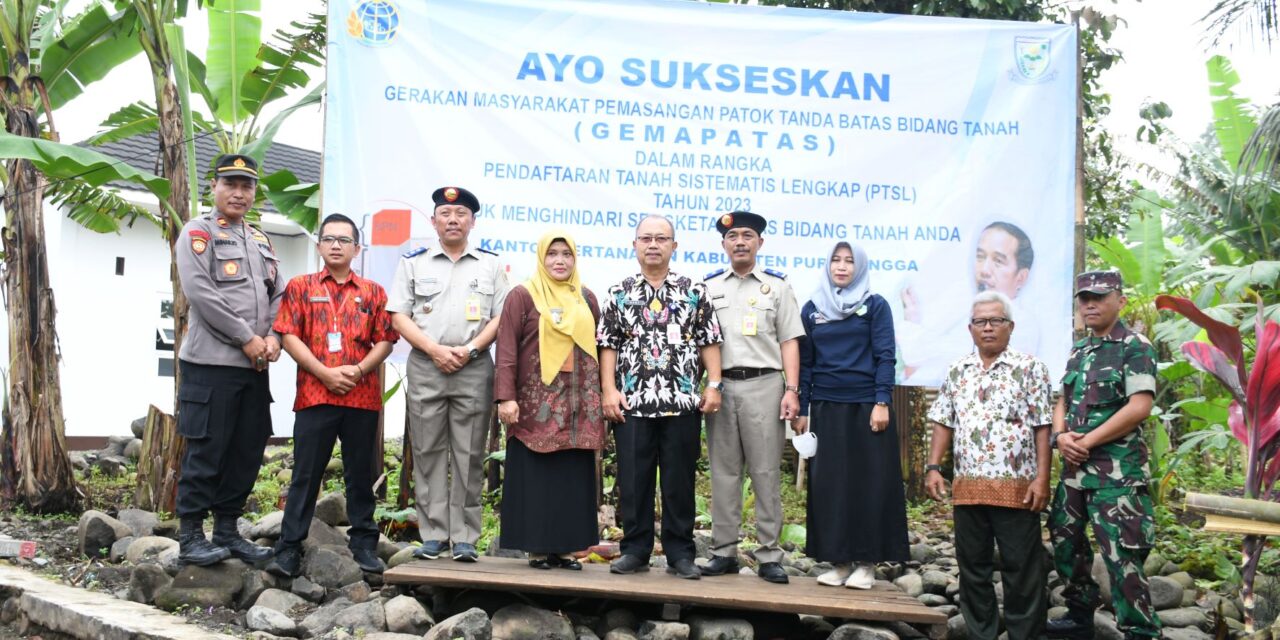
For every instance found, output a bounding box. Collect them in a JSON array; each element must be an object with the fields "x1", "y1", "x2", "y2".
[{"x1": 517, "y1": 53, "x2": 891, "y2": 102}]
